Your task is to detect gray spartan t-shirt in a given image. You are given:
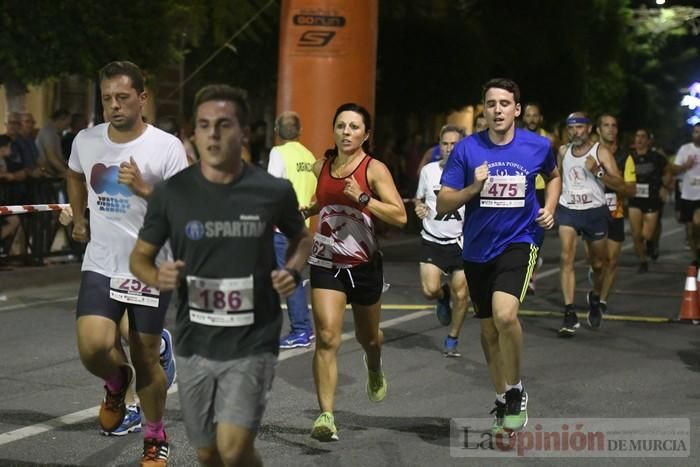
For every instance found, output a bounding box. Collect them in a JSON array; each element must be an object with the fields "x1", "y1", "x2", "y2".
[{"x1": 139, "y1": 163, "x2": 305, "y2": 361}]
